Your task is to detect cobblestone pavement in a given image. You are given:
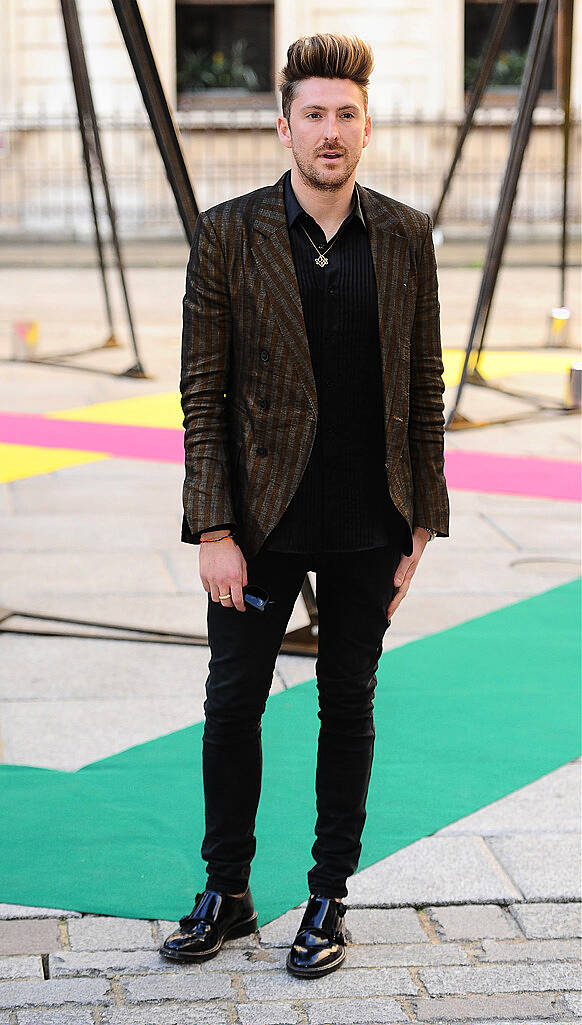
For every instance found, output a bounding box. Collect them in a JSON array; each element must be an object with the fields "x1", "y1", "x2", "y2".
[
  {"x1": 0, "y1": 243, "x2": 580, "y2": 1022},
  {"x1": 0, "y1": 871, "x2": 580, "y2": 1023}
]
